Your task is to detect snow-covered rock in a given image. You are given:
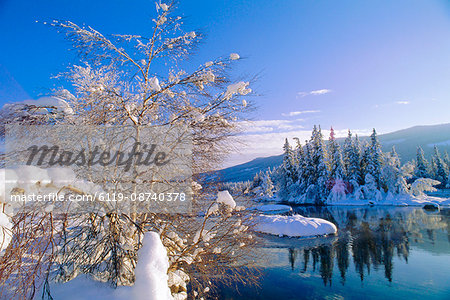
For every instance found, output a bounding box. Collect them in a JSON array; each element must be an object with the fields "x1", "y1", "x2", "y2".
[
  {"x1": 422, "y1": 202, "x2": 439, "y2": 210},
  {"x1": 255, "y1": 214, "x2": 337, "y2": 237}
]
